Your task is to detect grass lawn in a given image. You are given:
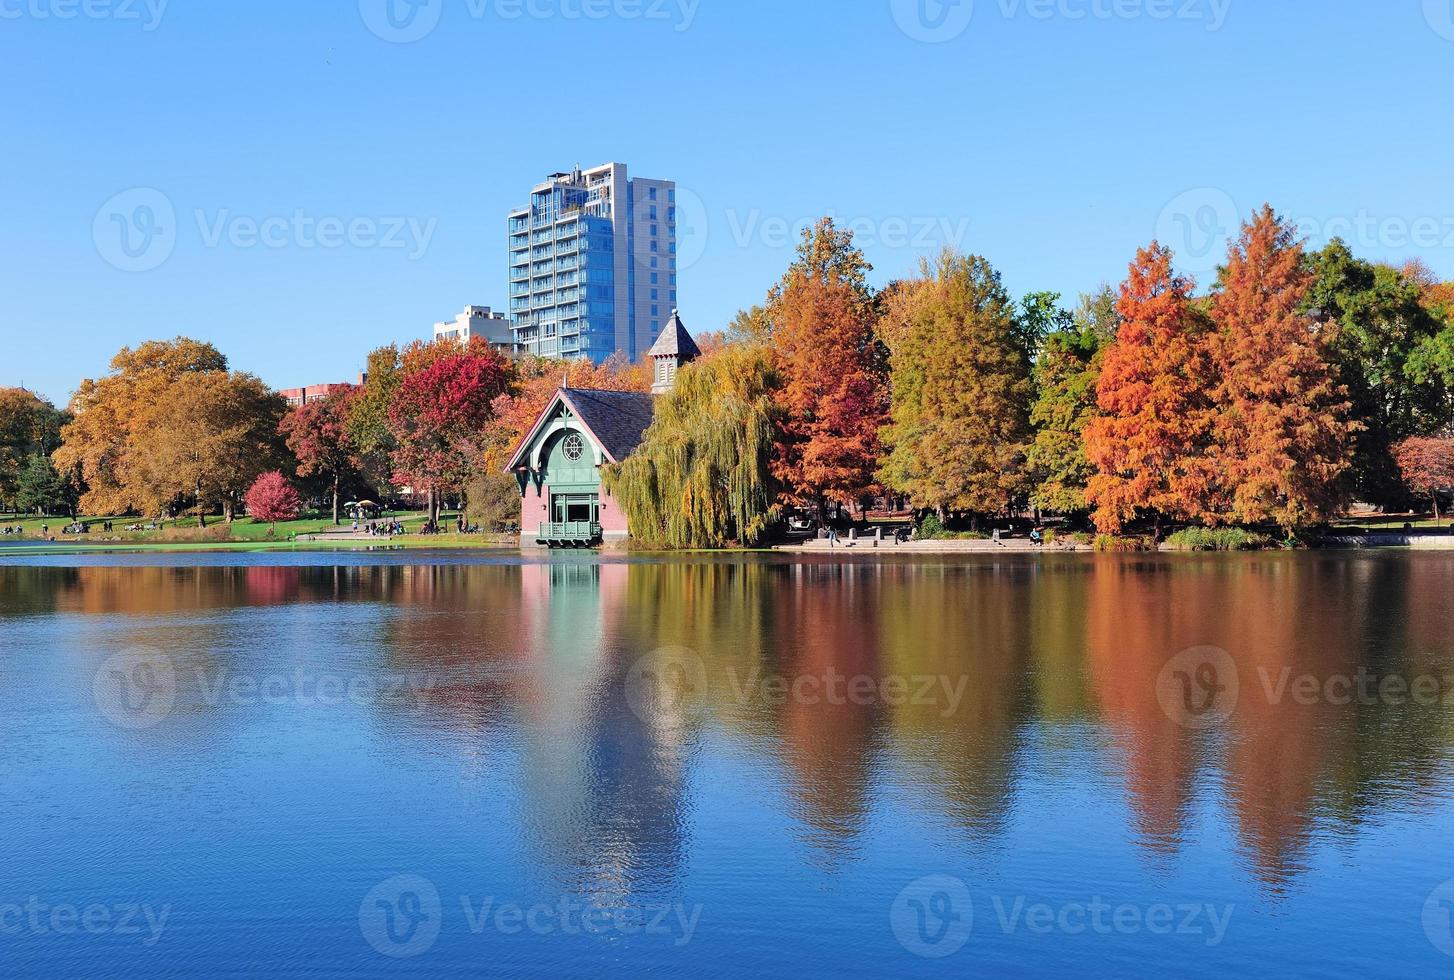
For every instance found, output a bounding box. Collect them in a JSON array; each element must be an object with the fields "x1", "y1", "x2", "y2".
[{"x1": 0, "y1": 510, "x2": 515, "y2": 550}]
